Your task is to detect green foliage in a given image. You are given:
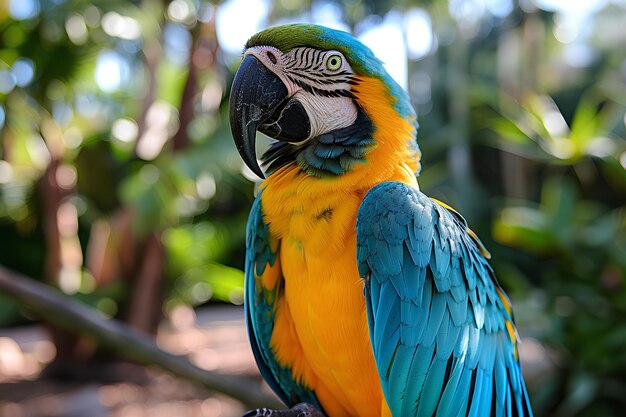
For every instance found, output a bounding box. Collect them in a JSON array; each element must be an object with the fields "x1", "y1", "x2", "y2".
[
  {"x1": 163, "y1": 221, "x2": 245, "y2": 307},
  {"x1": 0, "y1": 0, "x2": 246, "y2": 315}
]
